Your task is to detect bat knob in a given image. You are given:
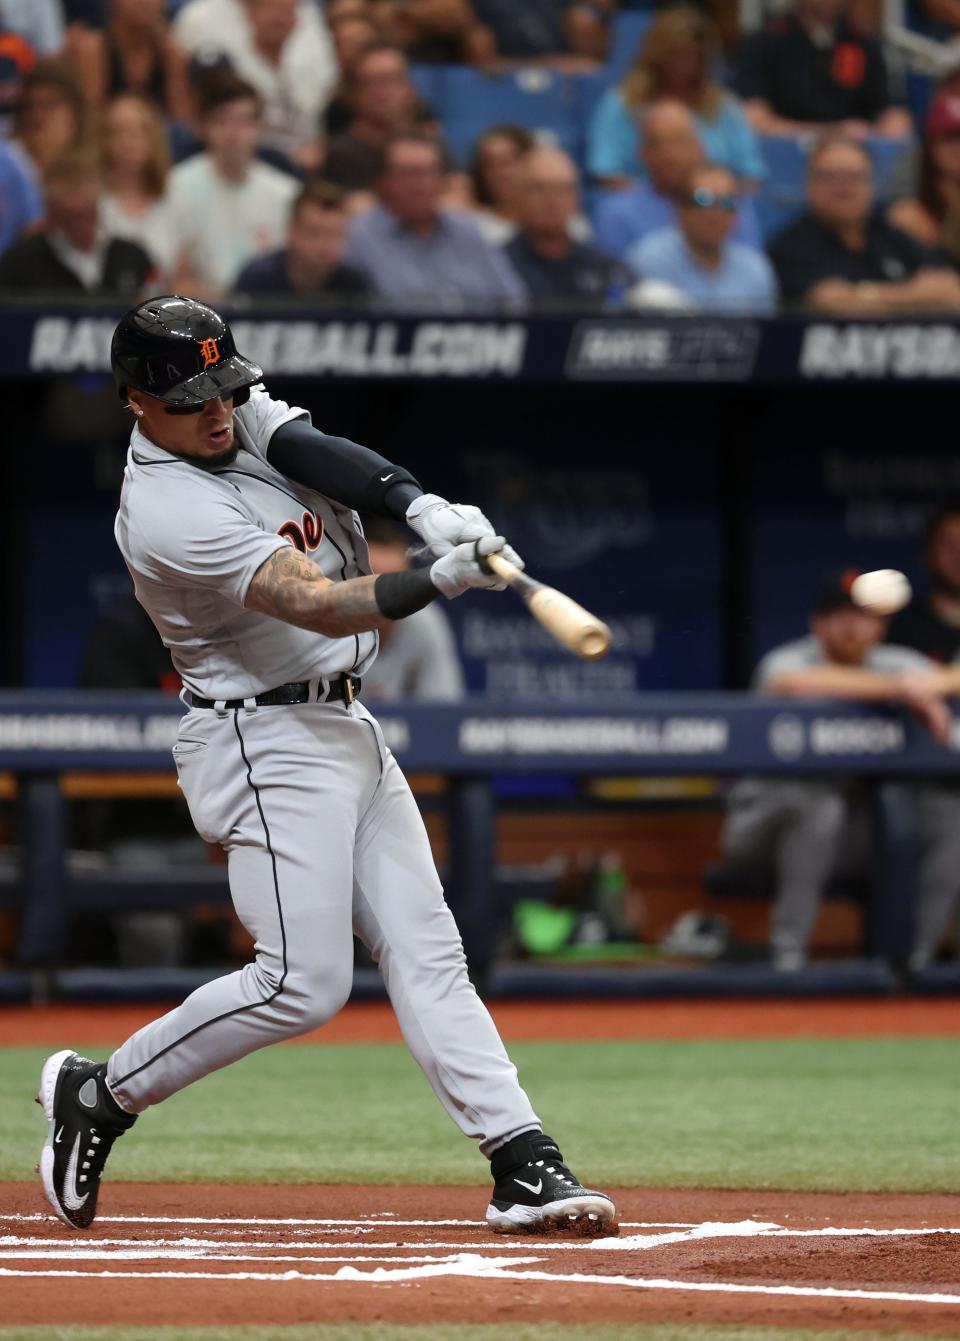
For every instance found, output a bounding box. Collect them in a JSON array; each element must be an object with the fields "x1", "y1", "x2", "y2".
[{"x1": 580, "y1": 627, "x2": 613, "y2": 660}]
